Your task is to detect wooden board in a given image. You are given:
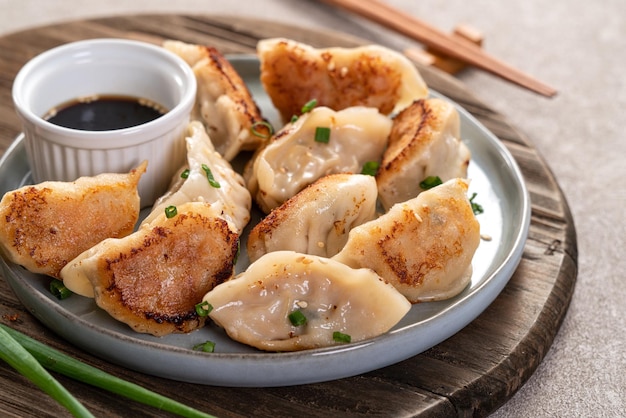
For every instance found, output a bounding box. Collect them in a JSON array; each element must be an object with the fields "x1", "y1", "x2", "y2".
[{"x1": 0, "y1": 15, "x2": 577, "y2": 417}]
